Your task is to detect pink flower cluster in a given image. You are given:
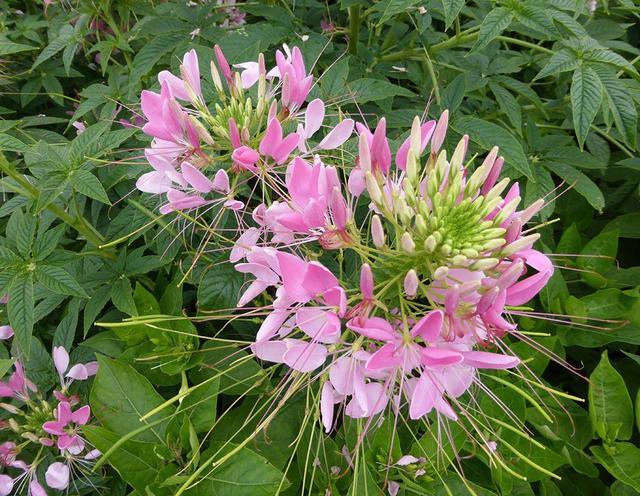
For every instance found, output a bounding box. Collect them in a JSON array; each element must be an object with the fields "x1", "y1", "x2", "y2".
[
  {"x1": 0, "y1": 346, "x2": 99, "y2": 494},
  {"x1": 134, "y1": 45, "x2": 553, "y2": 440}
]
